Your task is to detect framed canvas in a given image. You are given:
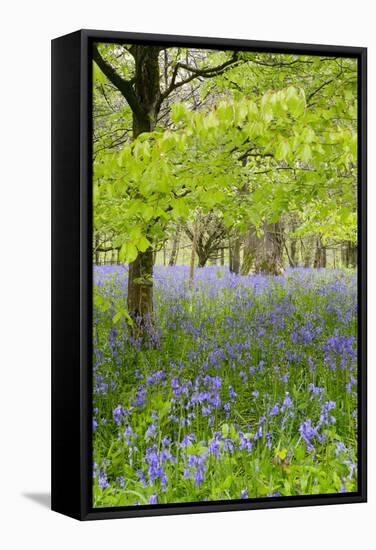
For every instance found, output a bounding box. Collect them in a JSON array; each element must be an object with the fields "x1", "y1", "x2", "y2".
[{"x1": 51, "y1": 29, "x2": 367, "y2": 520}]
